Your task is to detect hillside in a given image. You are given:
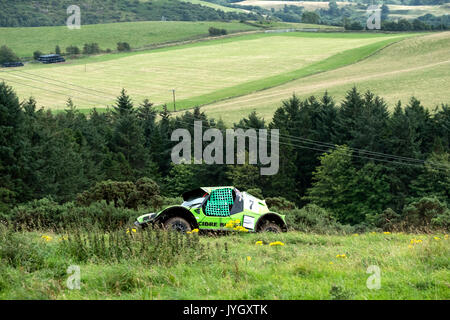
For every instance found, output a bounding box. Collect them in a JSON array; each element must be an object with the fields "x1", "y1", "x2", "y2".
[
  {"x1": 0, "y1": 32, "x2": 411, "y2": 111},
  {"x1": 0, "y1": 0, "x2": 257, "y2": 27},
  {"x1": 0, "y1": 21, "x2": 260, "y2": 58},
  {"x1": 201, "y1": 31, "x2": 450, "y2": 124}
]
